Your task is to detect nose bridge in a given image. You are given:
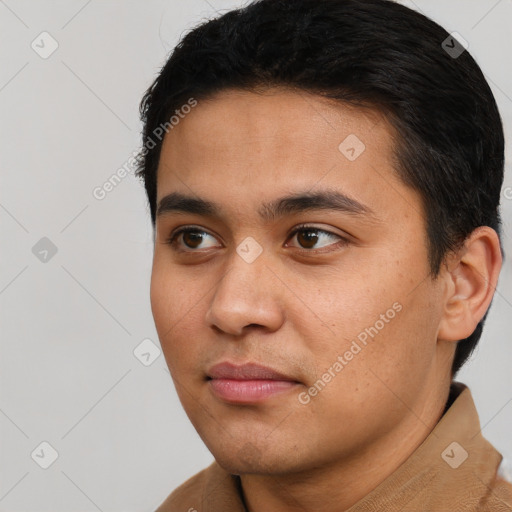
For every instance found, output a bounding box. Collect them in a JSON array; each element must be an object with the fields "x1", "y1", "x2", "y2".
[{"x1": 205, "y1": 241, "x2": 284, "y2": 335}]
